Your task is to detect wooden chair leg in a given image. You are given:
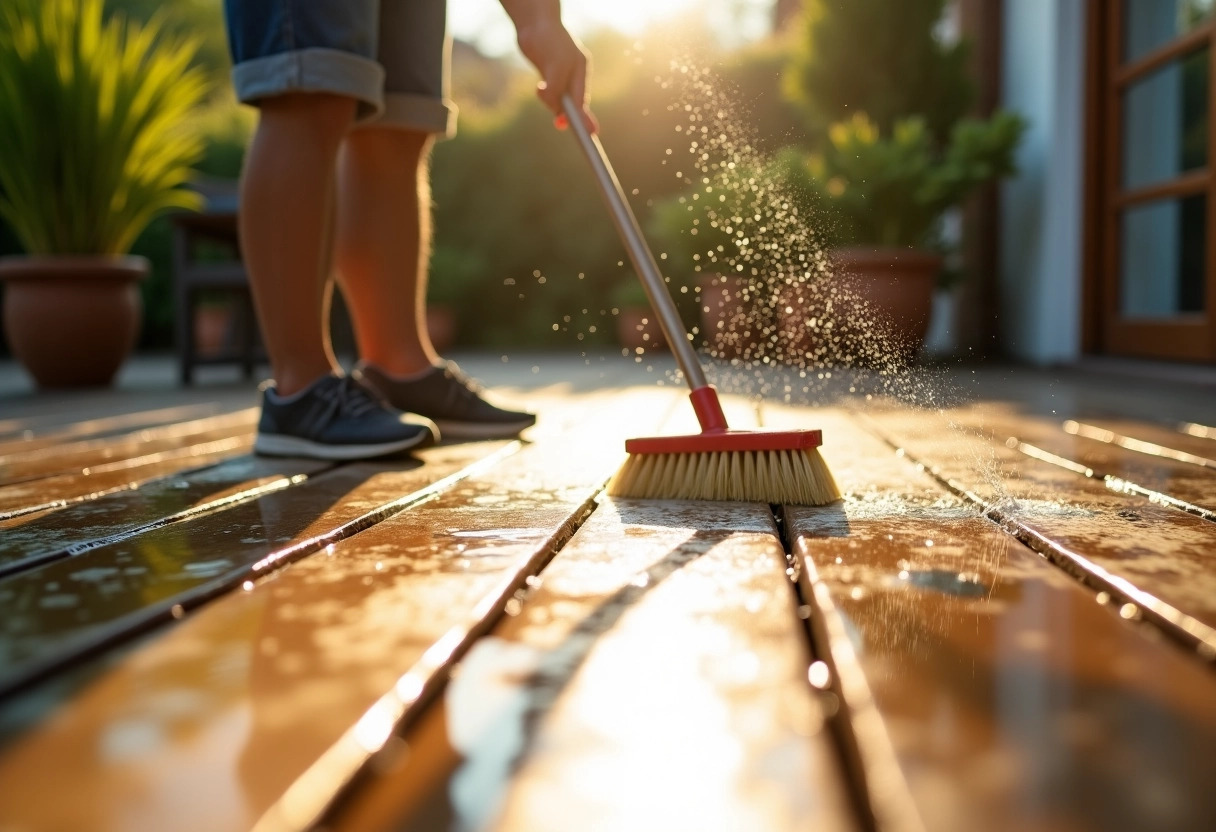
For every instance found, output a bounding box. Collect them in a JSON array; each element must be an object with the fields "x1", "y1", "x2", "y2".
[{"x1": 172, "y1": 226, "x2": 195, "y2": 387}]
